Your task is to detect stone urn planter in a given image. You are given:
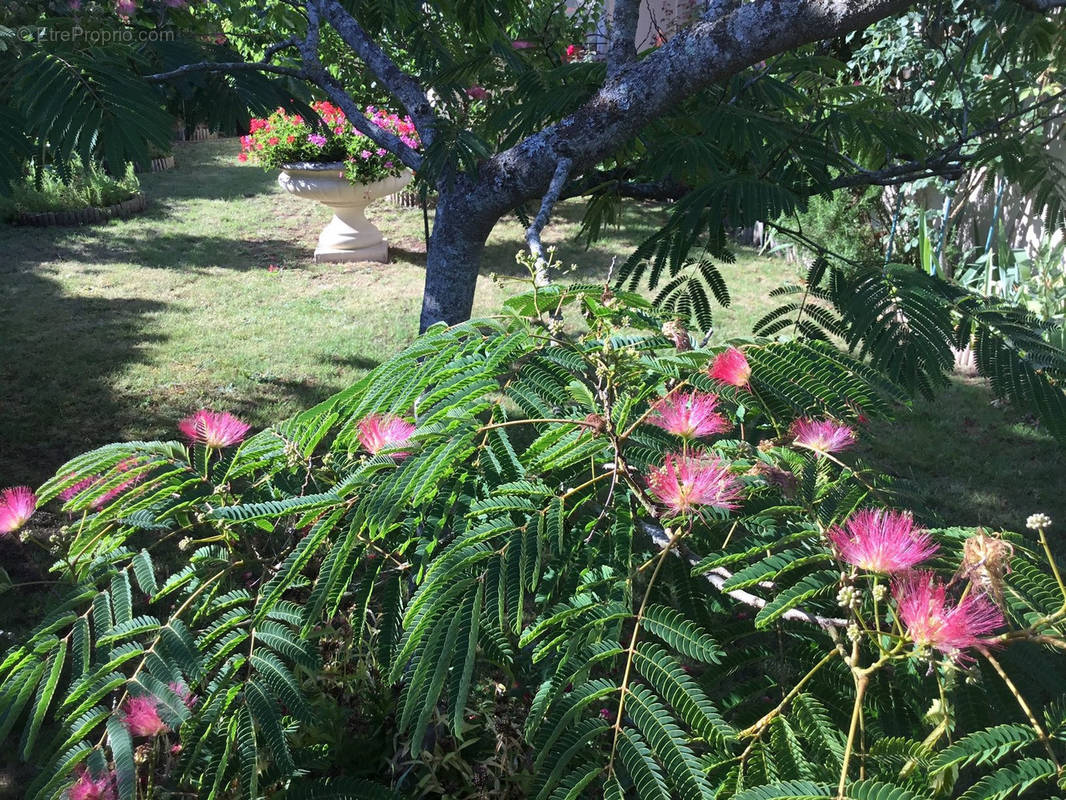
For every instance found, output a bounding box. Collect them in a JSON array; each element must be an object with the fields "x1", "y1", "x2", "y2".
[{"x1": 278, "y1": 163, "x2": 412, "y2": 263}]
